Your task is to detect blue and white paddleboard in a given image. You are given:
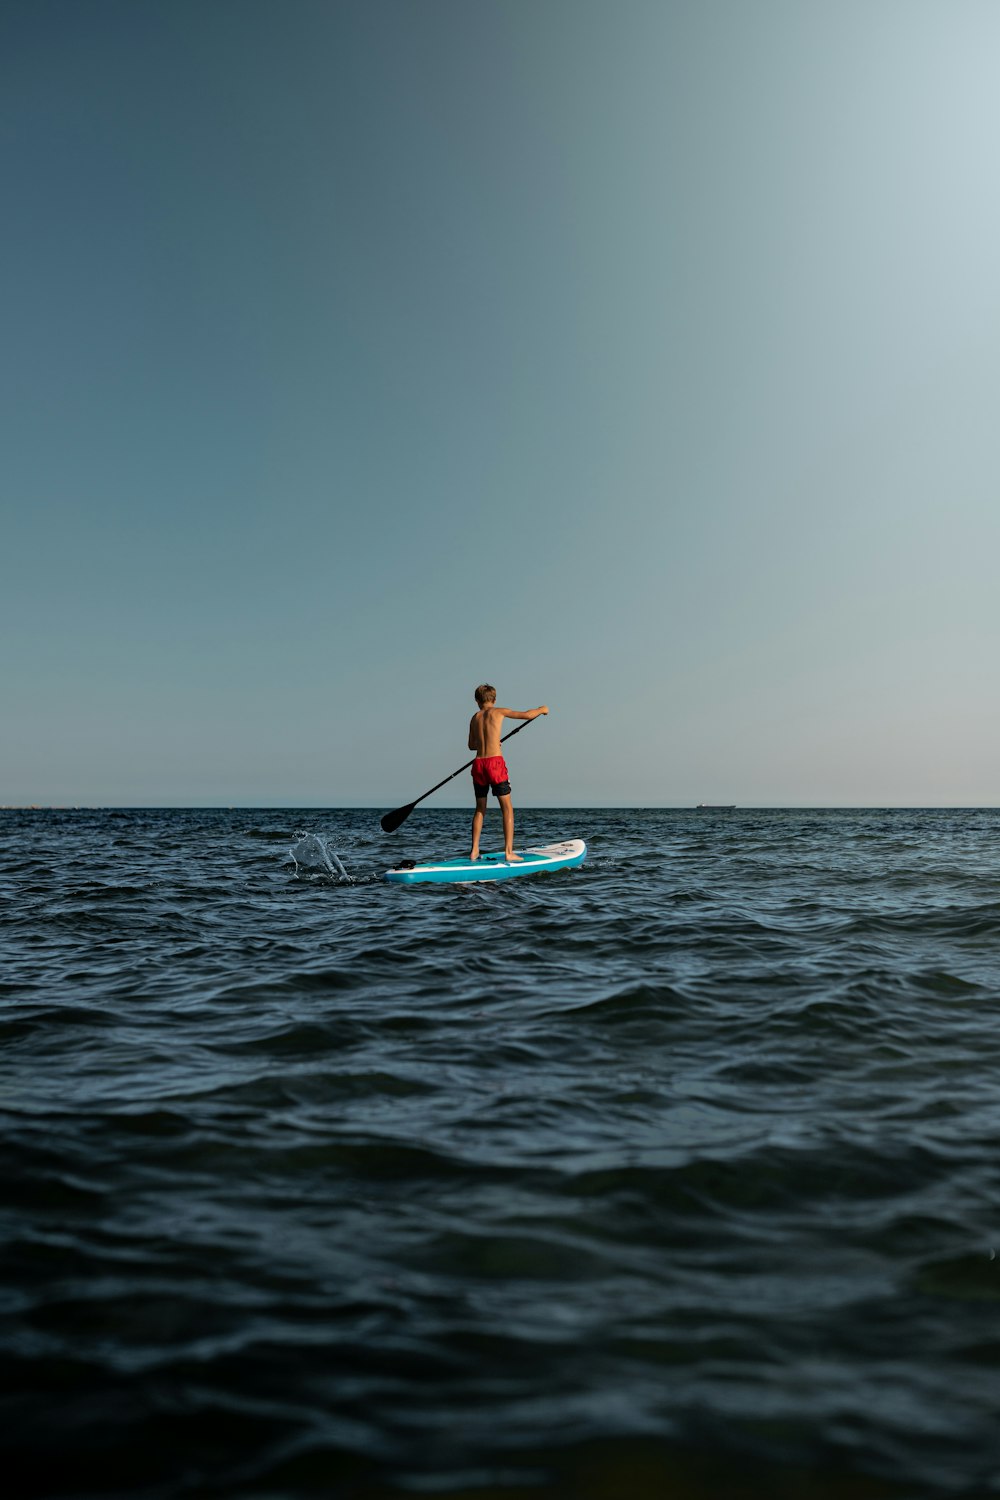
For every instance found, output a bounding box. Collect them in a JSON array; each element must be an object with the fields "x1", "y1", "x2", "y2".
[{"x1": 385, "y1": 838, "x2": 587, "y2": 885}]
